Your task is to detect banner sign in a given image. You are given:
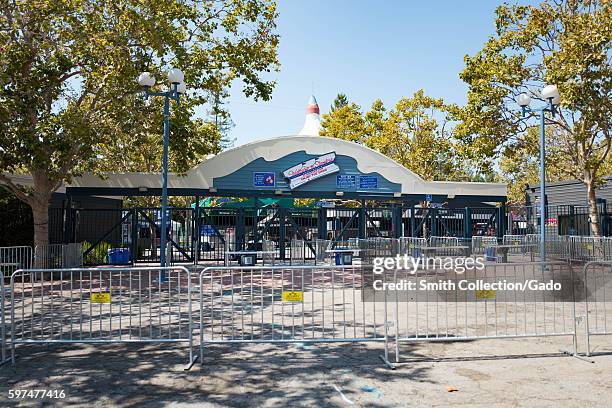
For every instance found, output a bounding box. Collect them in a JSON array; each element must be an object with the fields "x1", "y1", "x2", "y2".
[
  {"x1": 200, "y1": 224, "x2": 215, "y2": 236},
  {"x1": 359, "y1": 175, "x2": 378, "y2": 189},
  {"x1": 336, "y1": 175, "x2": 356, "y2": 189},
  {"x1": 283, "y1": 152, "x2": 339, "y2": 189},
  {"x1": 253, "y1": 172, "x2": 276, "y2": 187}
]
